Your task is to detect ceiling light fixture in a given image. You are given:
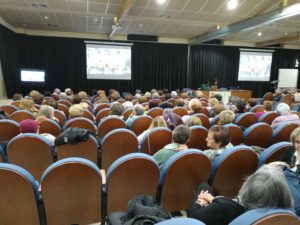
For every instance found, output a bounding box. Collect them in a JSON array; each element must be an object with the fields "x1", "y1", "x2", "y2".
[
  {"x1": 156, "y1": 0, "x2": 167, "y2": 4},
  {"x1": 227, "y1": 0, "x2": 238, "y2": 10},
  {"x1": 93, "y1": 18, "x2": 98, "y2": 22},
  {"x1": 257, "y1": 32, "x2": 262, "y2": 36},
  {"x1": 44, "y1": 16, "x2": 49, "y2": 20}
]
